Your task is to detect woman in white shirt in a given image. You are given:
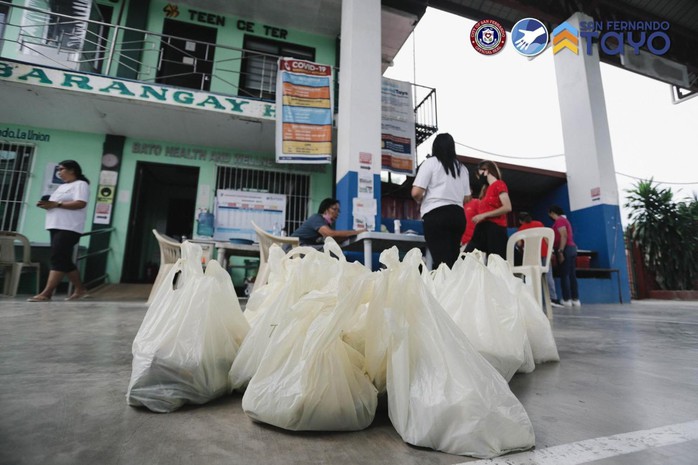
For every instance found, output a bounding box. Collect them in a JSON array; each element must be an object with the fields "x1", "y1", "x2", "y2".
[
  {"x1": 28, "y1": 160, "x2": 91, "y2": 302},
  {"x1": 411, "y1": 133, "x2": 471, "y2": 269}
]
